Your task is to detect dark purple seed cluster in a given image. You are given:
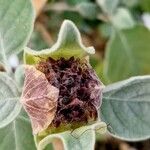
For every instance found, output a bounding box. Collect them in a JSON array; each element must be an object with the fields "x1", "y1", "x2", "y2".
[{"x1": 37, "y1": 56, "x2": 102, "y2": 128}]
